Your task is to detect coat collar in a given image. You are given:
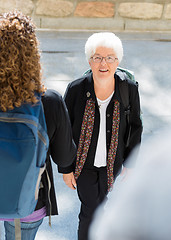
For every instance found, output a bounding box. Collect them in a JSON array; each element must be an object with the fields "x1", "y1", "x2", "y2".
[{"x1": 84, "y1": 72, "x2": 96, "y2": 101}]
